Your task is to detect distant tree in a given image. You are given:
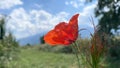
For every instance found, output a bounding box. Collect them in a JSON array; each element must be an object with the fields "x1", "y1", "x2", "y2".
[
  {"x1": 4, "y1": 32, "x2": 19, "y2": 47},
  {"x1": 94, "y1": 0, "x2": 120, "y2": 35},
  {"x1": 0, "y1": 15, "x2": 19, "y2": 68},
  {"x1": 40, "y1": 35, "x2": 45, "y2": 44},
  {"x1": 0, "y1": 17, "x2": 5, "y2": 40},
  {"x1": 91, "y1": 1, "x2": 120, "y2": 65},
  {"x1": 26, "y1": 43, "x2": 31, "y2": 46}
]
